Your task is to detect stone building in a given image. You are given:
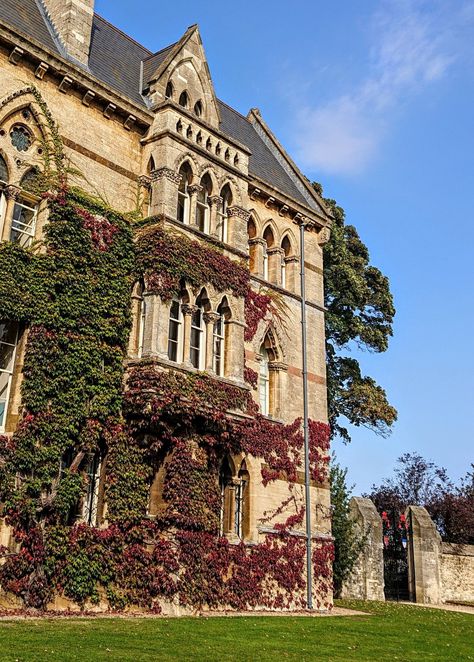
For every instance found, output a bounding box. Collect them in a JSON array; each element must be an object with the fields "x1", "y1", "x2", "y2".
[{"x1": 0, "y1": 0, "x2": 333, "y2": 611}]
